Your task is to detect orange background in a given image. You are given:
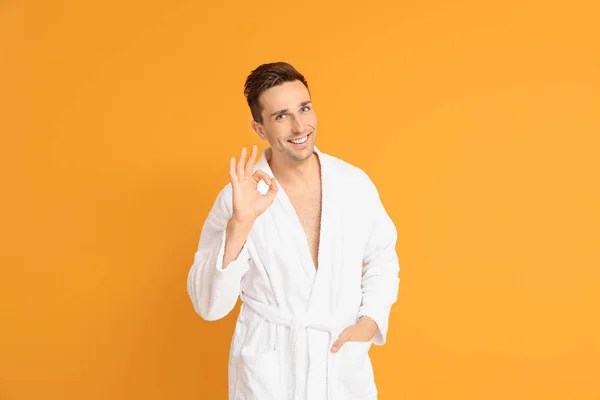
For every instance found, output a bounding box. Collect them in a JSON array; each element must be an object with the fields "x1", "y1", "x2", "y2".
[{"x1": 1, "y1": 1, "x2": 599, "y2": 399}]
